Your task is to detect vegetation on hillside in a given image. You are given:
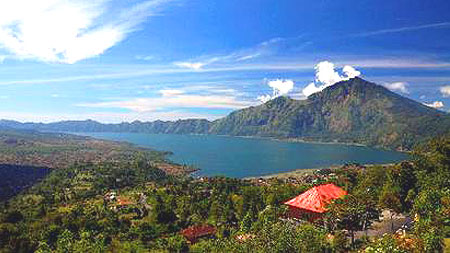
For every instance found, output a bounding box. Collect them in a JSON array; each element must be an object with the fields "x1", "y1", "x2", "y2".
[
  {"x1": 0, "y1": 164, "x2": 50, "y2": 202},
  {"x1": 0, "y1": 129, "x2": 194, "y2": 175},
  {"x1": 0, "y1": 136, "x2": 448, "y2": 252},
  {"x1": 2, "y1": 78, "x2": 449, "y2": 150},
  {"x1": 211, "y1": 78, "x2": 450, "y2": 149}
]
